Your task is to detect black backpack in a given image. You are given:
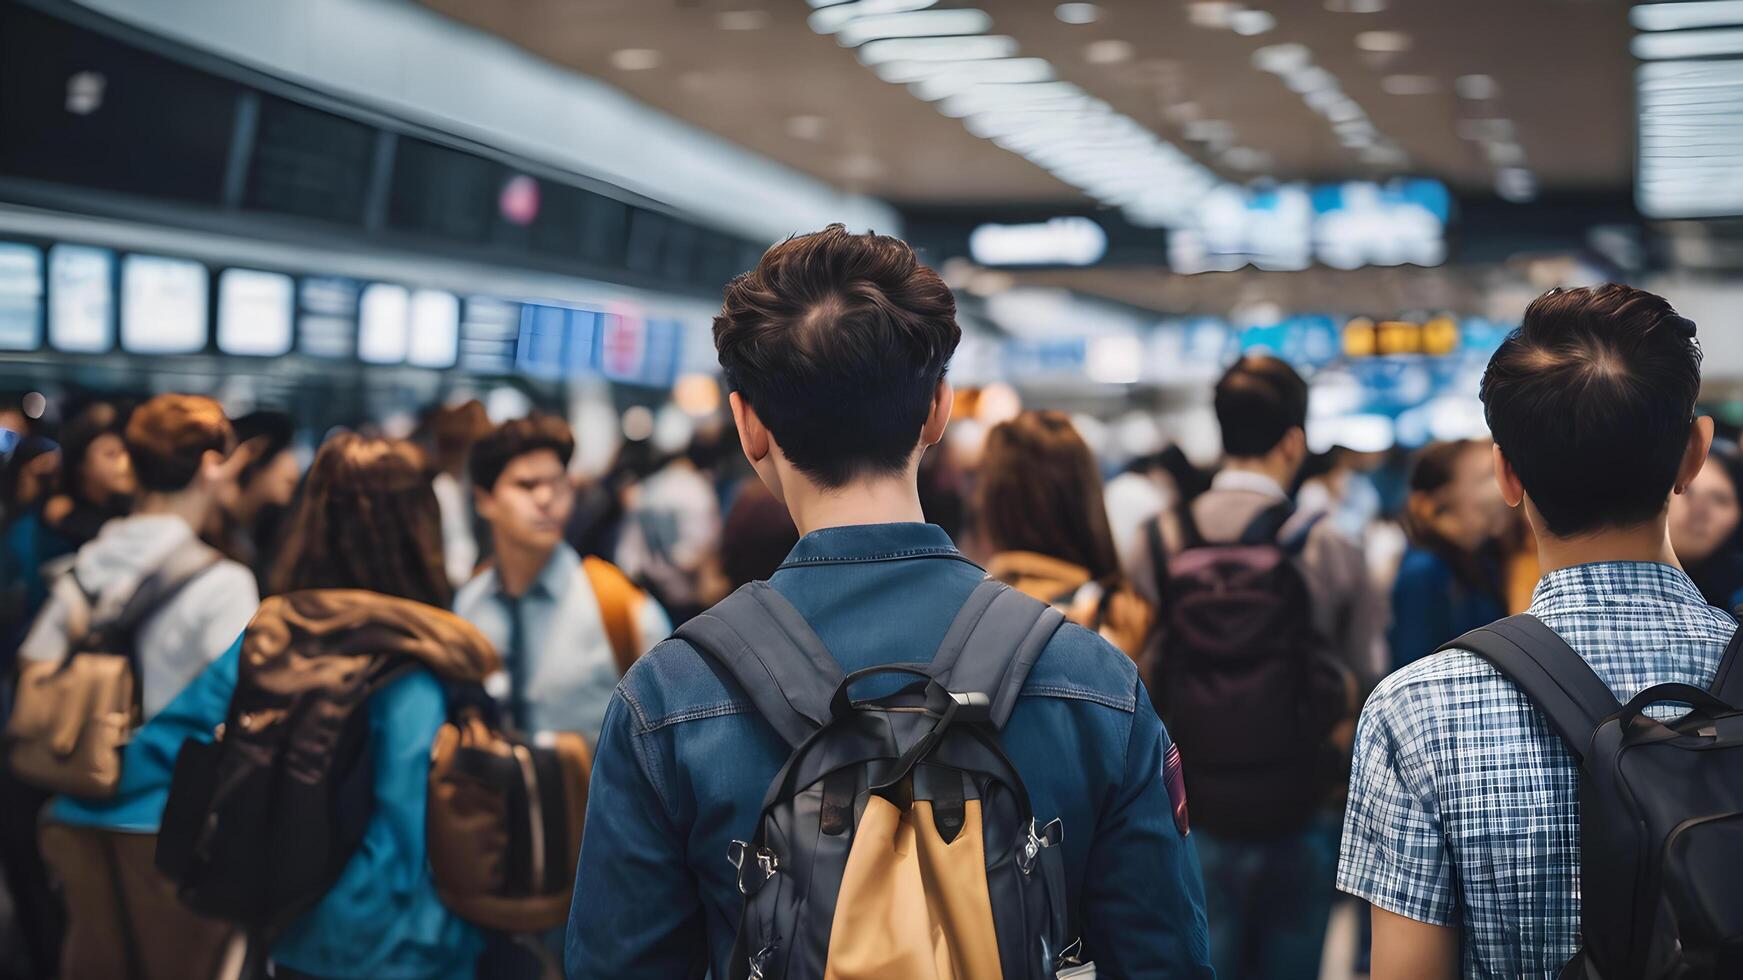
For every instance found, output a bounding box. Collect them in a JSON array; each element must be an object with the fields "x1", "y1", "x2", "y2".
[
  {"x1": 1441, "y1": 614, "x2": 1743, "y2": 979},
  {"x1": 1146, "y1": 502, "x2": 1349, "y2": 837},
  {"x1": 675, "y1": 578, "x2": 1085, "y2": 980}
]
